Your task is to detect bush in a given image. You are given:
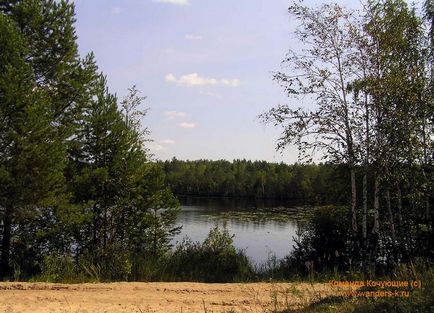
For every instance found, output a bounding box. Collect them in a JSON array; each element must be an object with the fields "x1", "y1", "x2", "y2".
[
  {"x1": 39, "y1": 253, "x2": 78, "y2": 282},
  {"x1": 307, "y1": 206, "x2": 351, "y2": 270},
  {"x1": 166, "y1": 226, "x2": 254, "y2": 282},
  {"x1": 261, "y1": 206, "x2": 353, "y2": 280},
  {"x1": 129, "y1": 254, "x2": 167, "y2": 281},
  {"x1": 38, "y1": 248, "x2": 132, "y2": 283},
  {"x1": 98, "y1": 248, "x2": 132, "y2": 281}
]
